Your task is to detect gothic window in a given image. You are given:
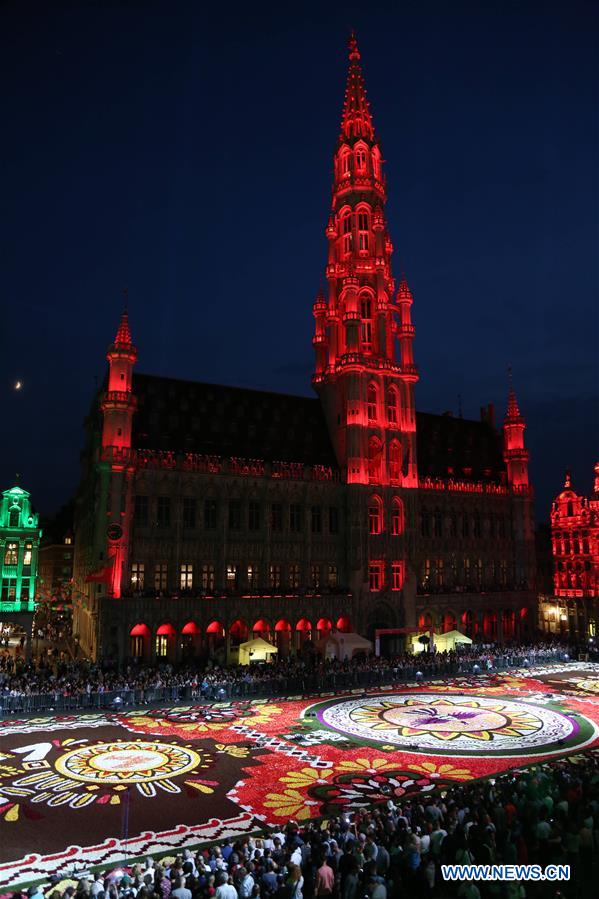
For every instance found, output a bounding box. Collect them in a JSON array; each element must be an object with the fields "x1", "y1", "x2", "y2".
[
  {"x1": 180, "y1": 563, "x2": 193, "y2": 590},
  {"x1": 361, "y1": 298, "x2": 373, "y2": 351},
  {"x1": 367, "y1": 384, "x2": 377, "y2": 421},
  {"x1": 368, "y1": 436, "x2": 383, "y2": 483},
  {"x1": 228, "y1": 499, "x2": 242, "y2": 530},
  {"x1": 387, "y1": 386, "x2": 398, "y2": 424},
  {"x1": 435, "y1": 558, "x2": 444, "y2": 586},
  {"x1": 369, "y1": 561, "x2": 383, "y2": 591},
  {"x1": 269, "y1": 564, "x2": 281, "y2": 589},
  {"x1": 340, "y1": 149, "x2": 351, "y2": 177},
  {"x1": 182, "y1": 497, "x2": 196, "y2": 529},
  {"x1": 311, "y1": 564, "x2": 321, "y2": 588},
  {"x1": 23, "y1": 542, "x2": 32, "y2": 567},
  {"x1": 201, "y1": 564, "x2": 215, "y2": 591},
  {"x1": 226, "y1": 564, "x2": 237, "y2": 590},
  {"x1": 311, "y1": 505, "x2": 322, "y2": 533},
  {"x1": 421, "y1": 512, "x2": 431, "y2": 537},
  {"x1": 154, "y1": 563, "x2": 168, "y2": 591},
  {"x1": 288, "y1": 564, "x2": 300, "y2": 589},
  {"x1": 204, "y1": 499, "x2": 217, "y2": 530},
  {"x1": 368, "y1": 495, "x2": 383, "y2": 535},
  {"x1": 9, "y1": 508, "x2": 19, "y2": 527},
  {"x1": 391, "y1": 497, "x2": 404, "y2": 536},
  {"x1": 328, "y1": 564, "x2": 338, "y2": 587},
  {"x1": 389, "y1": 440, "x2": 401, "y2": 483},
  {"x1": 372, "y1": 147, "x2": 382, "y2": 181},
  {"x1": 357, "y1": 210, "x2": 369, "y2": 251},
  {"x1": 328, "y1": 506, "x2": 339, "y2": 533},
  {"x1": 433, "y1": 512, "x2": 443, "y2": 537},
  {"x1": 248, "y1": 501, "x2": 261, "y2": 531},
  {"x1": 271, "y1": 503, "x2": 283, "y2": 532},
  {"x1": 4, "y1": 542, "x2": 17, "y2": 565},
  {"x1": 341, "y1": 211, "x2": 352, "y2": 255},
  {"x1": 157, "y1": 497, "x2": 171, "y2": 528},
  {"x1": 247, "y1": 564, "x2": 259, "y2": 588},
  {"x1": 391, "y1": 561, "x2": 404, "y2": 591},
  {"x1": 355, "y1": 147, "x2": 367, "y2": 172},
  {"x1": 289, "y1": 503, "x2": 302, "y2": 532},
  {"x1": 131, "y1": 562, "x2": 145, "y2": 590},
  {"x1": 134, "y1": 495, "x2": 148, "y2": 526}
]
